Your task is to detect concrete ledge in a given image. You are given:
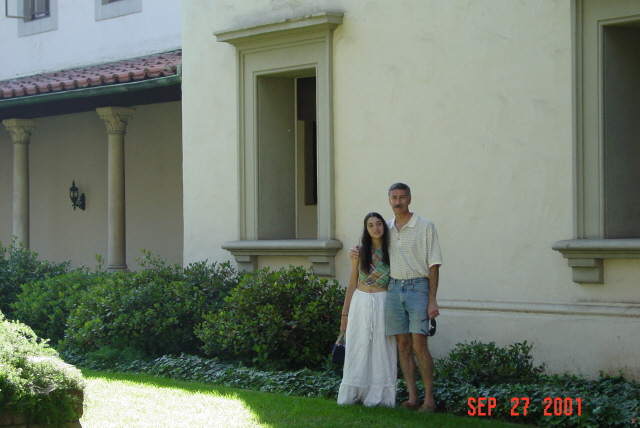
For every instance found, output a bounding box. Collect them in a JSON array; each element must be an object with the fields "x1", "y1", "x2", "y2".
[
  {"x1": 552, "y1": 238, "x2": 640, "y2": 284},
  {"x1": 222, "y1": 239, "x2": 343, "y2": 276},
  {"x1": 440, "y1": 299, "x2": 640, "y2": 318},
  {"x1": 0, "y1": 386, "x2": 83, "y2": 428},
  {"x1": 214, "y1": 12, "x2": 344, "y2": 45}
]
